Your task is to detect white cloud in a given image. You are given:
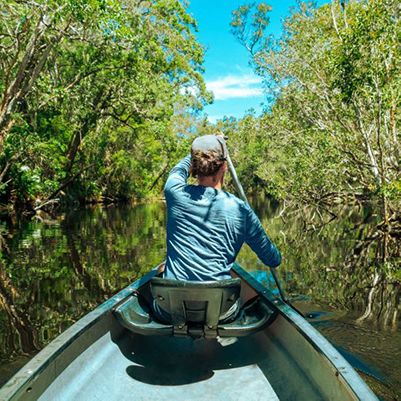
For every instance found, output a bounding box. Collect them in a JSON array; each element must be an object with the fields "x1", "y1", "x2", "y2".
[
  {"x1": 207, "y1": 114, "x2": 224, "y2": 123},
  {"x1": 206, "y1": 74, "x2": 263, "y2": 100}
]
